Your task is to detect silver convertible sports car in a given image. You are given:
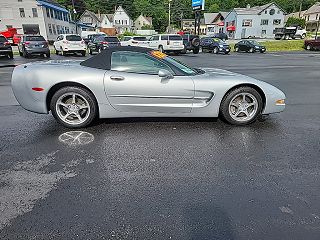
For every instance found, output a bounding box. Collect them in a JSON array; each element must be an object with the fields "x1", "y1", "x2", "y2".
[{"x1": 12, "y1": 47, "x2": 286, "y2": 128}]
